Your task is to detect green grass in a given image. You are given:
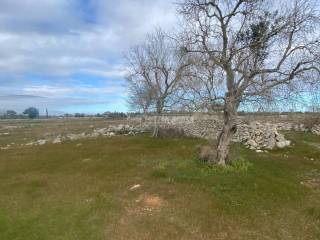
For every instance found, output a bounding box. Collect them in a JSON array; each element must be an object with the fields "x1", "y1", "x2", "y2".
[{"x1": 0, "y1": 128, "x2": 319, "y2": 239}]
